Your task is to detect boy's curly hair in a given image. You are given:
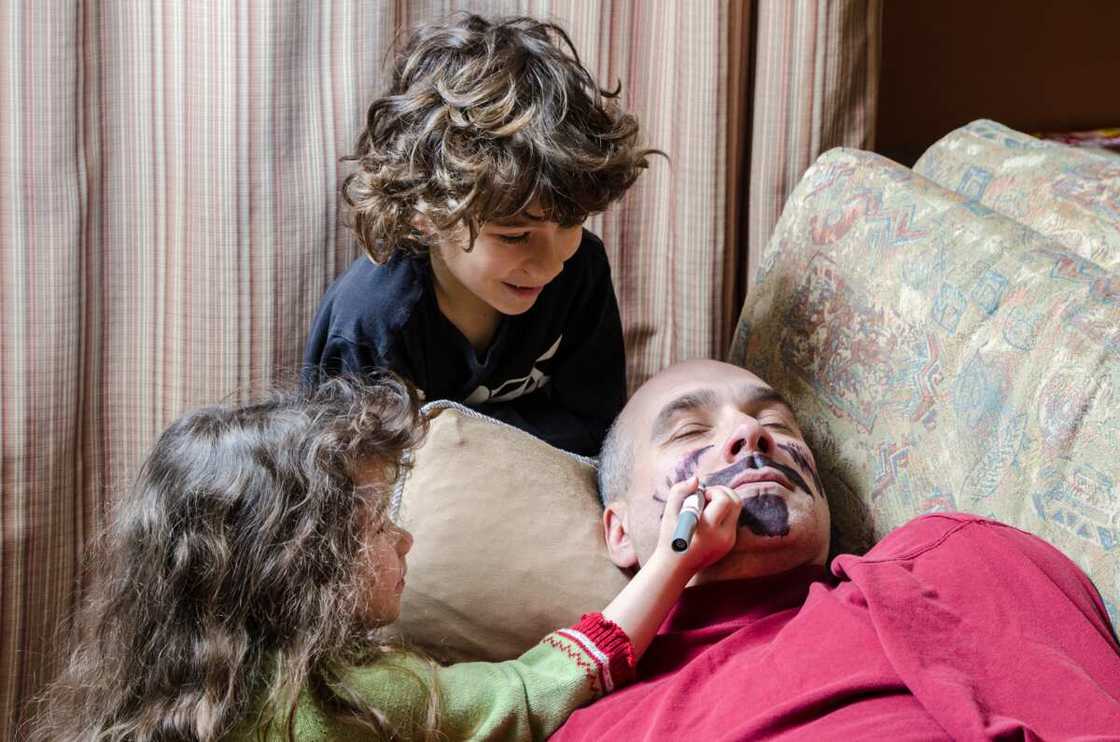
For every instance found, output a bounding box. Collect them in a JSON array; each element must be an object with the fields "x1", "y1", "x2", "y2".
[{"x1": 344, "y1": 13, "x2": 658, "y2": 261}]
